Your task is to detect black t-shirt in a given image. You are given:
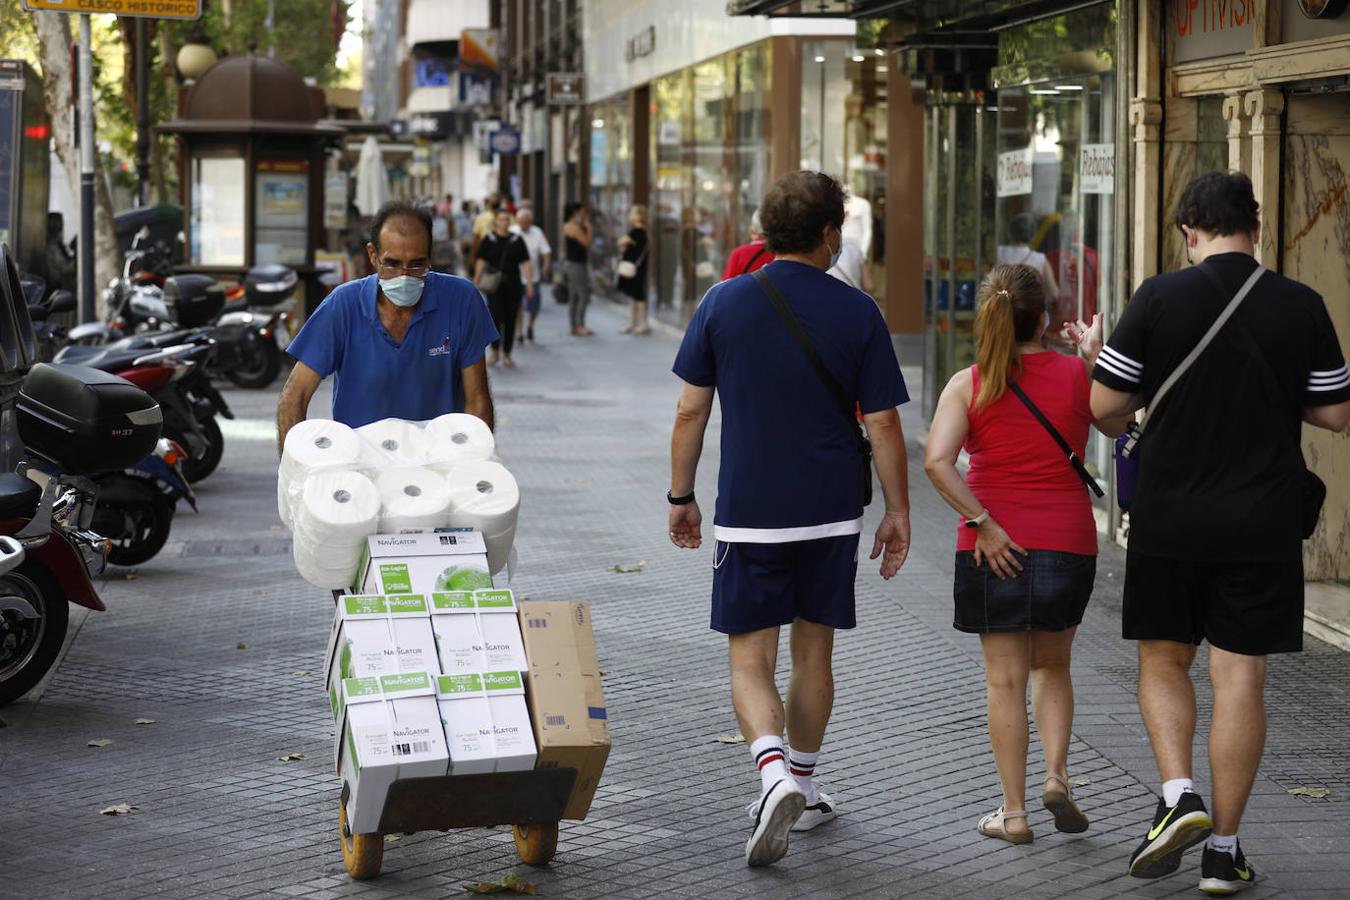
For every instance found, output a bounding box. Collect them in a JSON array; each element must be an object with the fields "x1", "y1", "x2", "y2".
[
  {"x1": 1094, "y1": 253, "x2": 1349, "y2": 561},
  {"x1": 476, "y1": 233, "x2": 529, "y2": 296}
]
